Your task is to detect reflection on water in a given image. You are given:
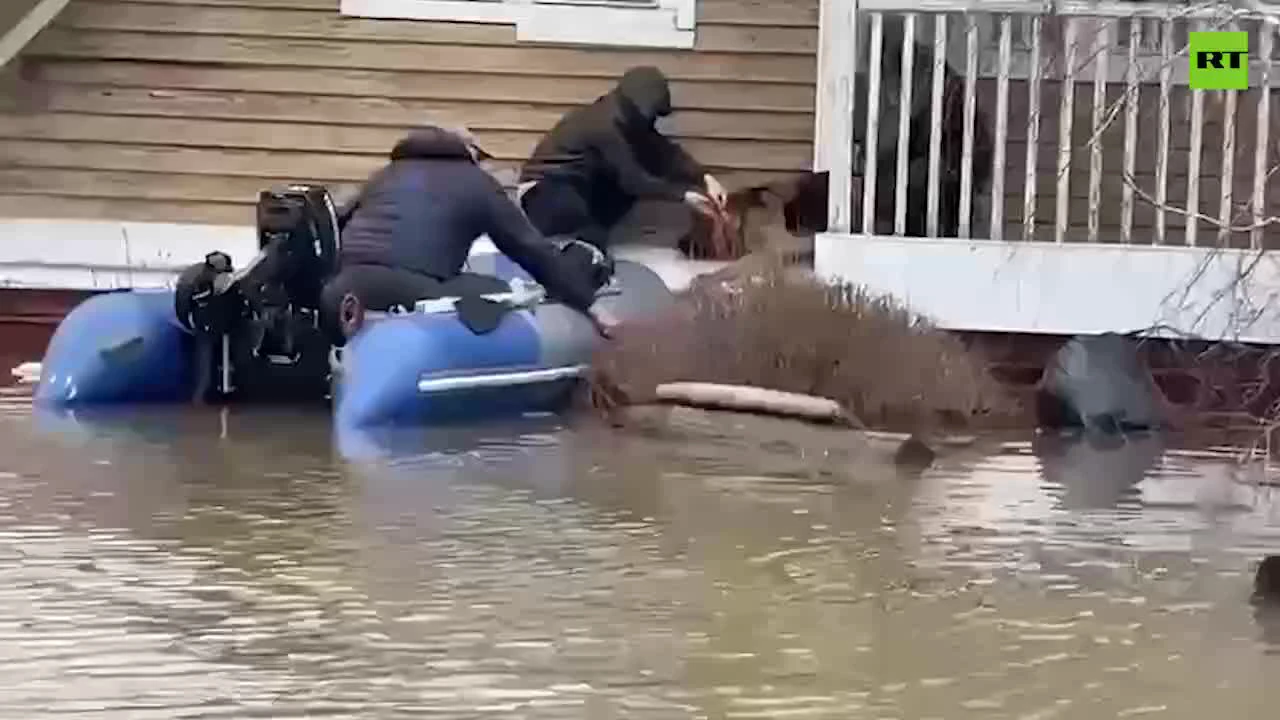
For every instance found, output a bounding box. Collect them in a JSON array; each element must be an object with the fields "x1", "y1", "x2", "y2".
[{"x1": 0, "y1": 397, "x2": 1279, "y2": 718}]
